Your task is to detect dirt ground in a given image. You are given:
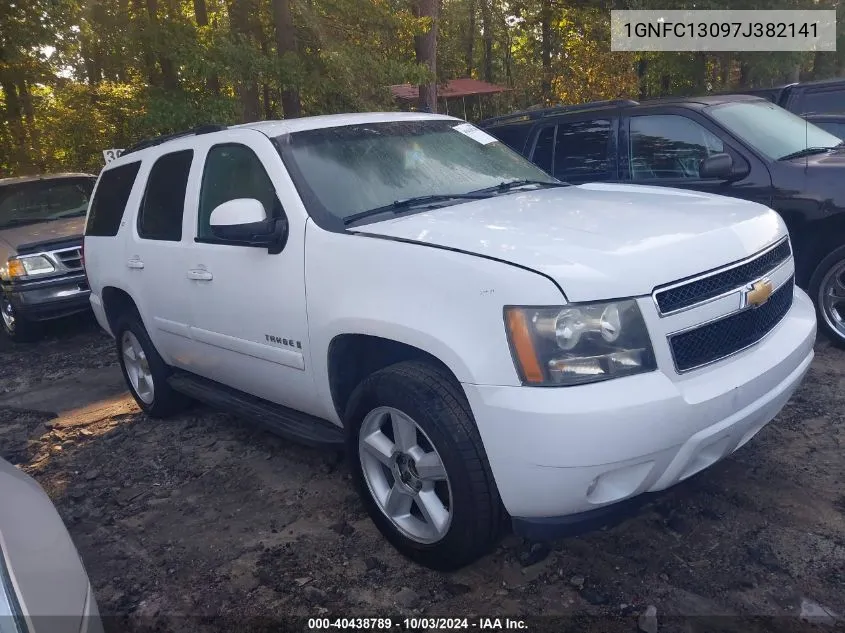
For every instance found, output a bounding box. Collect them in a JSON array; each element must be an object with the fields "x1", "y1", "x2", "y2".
[{"x1": 1, "y1": 314, "x2": 844, "y2": 633}]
